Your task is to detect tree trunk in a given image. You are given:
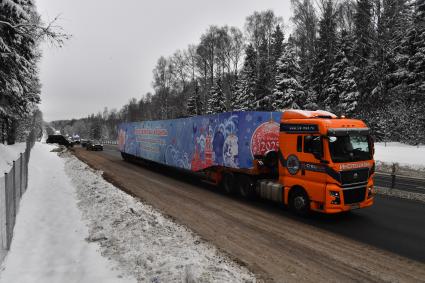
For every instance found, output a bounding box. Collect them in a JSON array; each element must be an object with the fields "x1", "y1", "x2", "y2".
[
  {"x1": 1, "y1": 117, "x2": 5, "y2": 144},
  {"x1": 6, "y1": 118, "x2": 17, "y2": 145}
]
